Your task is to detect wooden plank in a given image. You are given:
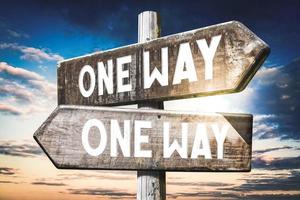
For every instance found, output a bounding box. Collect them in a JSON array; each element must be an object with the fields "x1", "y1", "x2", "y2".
[
  {"x1": 34, "y1": 105, "x2": 252, "y2": 171},
  {"x1": 58, "y1": 21, "x2": 269, "y2": 106}
]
